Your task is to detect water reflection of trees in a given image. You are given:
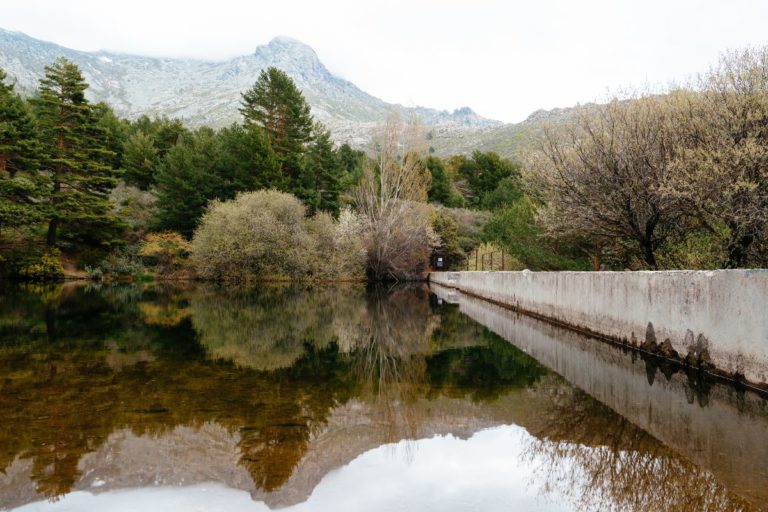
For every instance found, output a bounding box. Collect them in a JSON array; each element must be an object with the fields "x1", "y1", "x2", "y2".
[
  {"x1": 2, "y1": 283, "x2": 753, "y2": 511},
  {"x1": 0, "y1": 284, "x2": 359, "y2": 498},
  {"x1": 191, "y1": 284, "x2": 366, "y2": 371},
  {"x1": 191, "y1": 283, "x2": 443, "y2": 444},
  {"x1": 0, "y1": 284, "x2": 419, "y2": 499},
  {"x1": 349, "y1": 285, "x2": 438, "y2": 442},
  {"x1": 524, "y1": 377, "x2": 758, "y2": 512}
]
